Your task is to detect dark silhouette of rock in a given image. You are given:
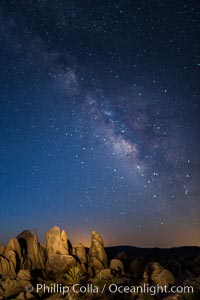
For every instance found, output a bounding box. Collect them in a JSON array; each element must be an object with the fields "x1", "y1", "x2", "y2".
[
  {"x1": 130, "y1": 257, "x2": 145, "y2": 279},
  {"x1": 17, "y1": 229, "x2": 46, "y2": 270},
  {"x1": 184, "y1": 255, "x2": 200, "y2": 276},
  {"x1": 73, "y1": 243, "x2": 87, "y2": 264},
  {"x1": 184, "y1": 276, "x2": 200, "y2": 292},
  {"x1": 88, "y1": 230, "x2": 108, "y2": 272},
  {"x1": 115, "y1": 251, "x2": 130, "y2": 273},
  {"x1": 73, "y1": 243, "x2": 88, "y2": 272}
]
